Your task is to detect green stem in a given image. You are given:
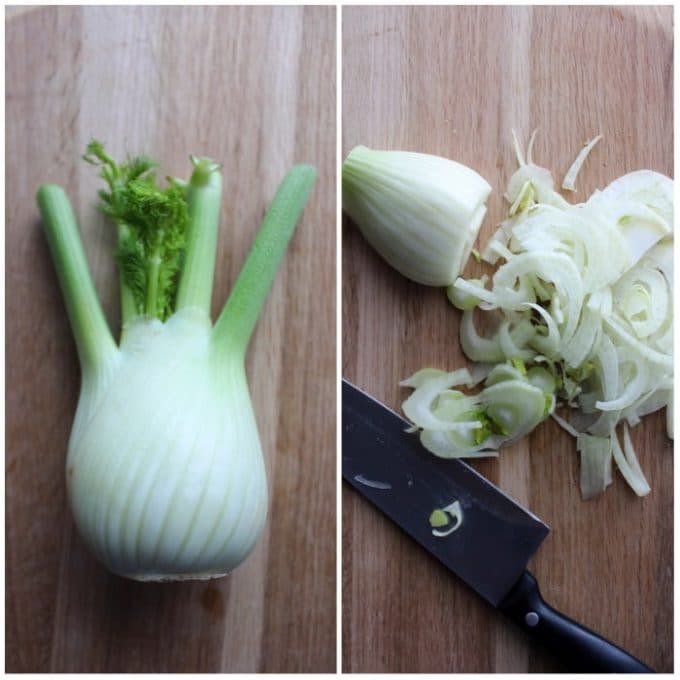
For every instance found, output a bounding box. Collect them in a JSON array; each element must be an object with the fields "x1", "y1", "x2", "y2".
[
  {"x1": 212, "y1": 165, "x2": 316, "y2": 360},
  {"x1": 175, "y1": 158, "x2": 223, "y2": 313},
  {"x1": 116, "y1": 223, "x2": 138, "y2": 326},
  {"x1": 119, "y1": 278, "x2": 137, "y2": 330},
  {"x1": 145, "y1": 253, "x2": 161, "y2": 317},
  {"x1": 37, "y1": 184, "x2": 118, "y2": 370}
]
